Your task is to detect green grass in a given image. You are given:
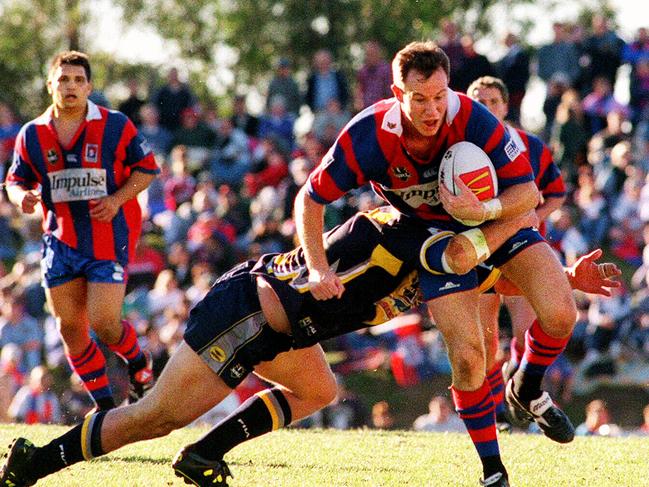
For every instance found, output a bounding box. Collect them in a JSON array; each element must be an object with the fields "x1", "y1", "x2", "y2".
[{"x1": 1, "y1": 424, "x2": 647, "y2": 486}]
